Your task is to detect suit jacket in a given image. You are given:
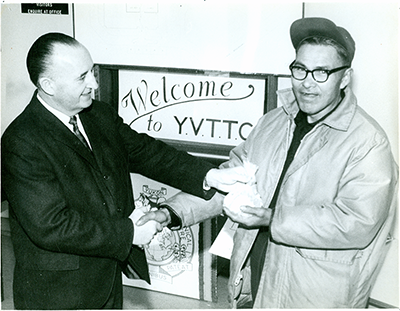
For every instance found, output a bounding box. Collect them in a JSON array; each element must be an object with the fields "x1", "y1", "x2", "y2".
[{"x1": 1, "y1": 92, "x2": 215, "y2": 309}]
